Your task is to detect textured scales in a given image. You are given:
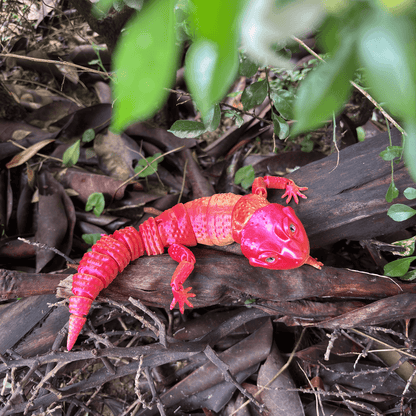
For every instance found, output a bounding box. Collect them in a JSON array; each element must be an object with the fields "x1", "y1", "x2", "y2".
[{"x1": 67, "y1": 177, "x2": 323, "y2": 350}]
